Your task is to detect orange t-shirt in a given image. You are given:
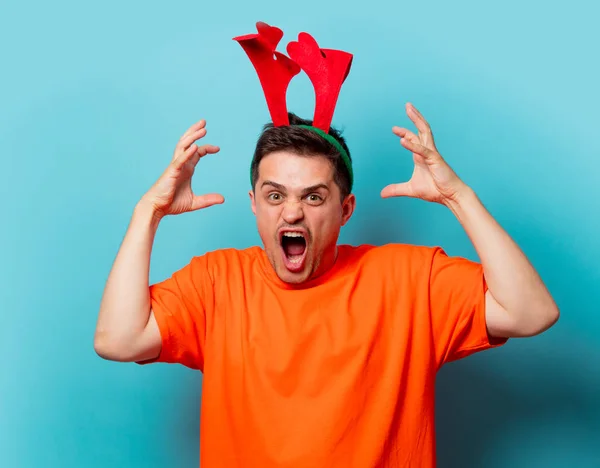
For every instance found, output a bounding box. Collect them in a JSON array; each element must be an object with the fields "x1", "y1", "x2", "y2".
[{"x1": 140, "y1": 243, "x2": 506, "y2": 467}]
